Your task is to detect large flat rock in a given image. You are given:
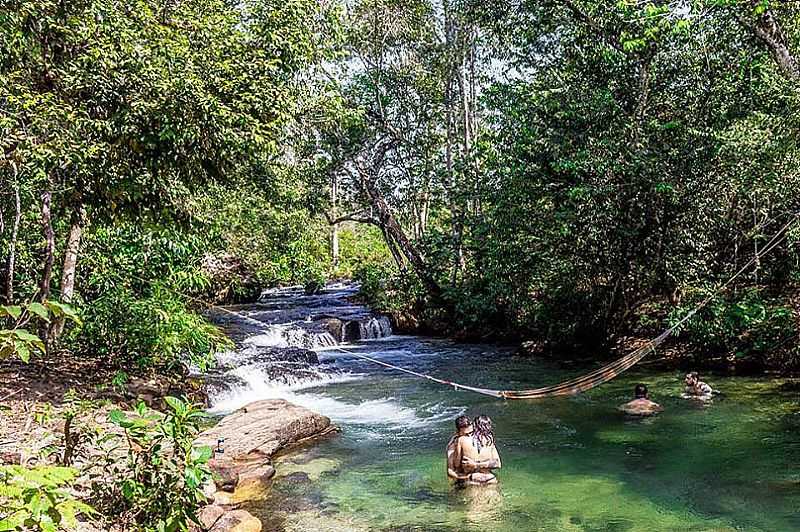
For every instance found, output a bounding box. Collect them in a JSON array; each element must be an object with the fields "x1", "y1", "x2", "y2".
[{"x1": 197, "y1": 399, "x2": 333, "y2": 459}]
